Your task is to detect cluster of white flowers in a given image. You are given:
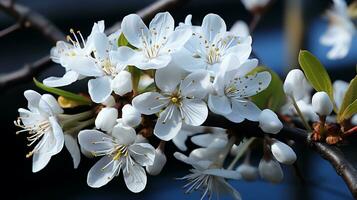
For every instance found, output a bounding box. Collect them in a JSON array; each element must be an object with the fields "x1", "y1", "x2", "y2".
[{"x1": 14, "y1": 12, "x2": 302, "y2": 200}]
